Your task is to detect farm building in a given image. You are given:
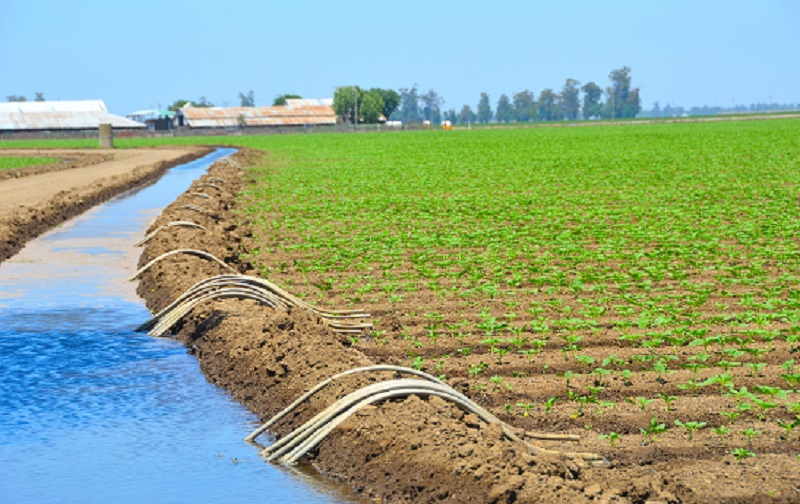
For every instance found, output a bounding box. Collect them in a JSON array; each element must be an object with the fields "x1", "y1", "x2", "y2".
[
  {"x1": 0, "y1": 100, "x2": 145, "y2": 132},
  {"x1": 126, "y1": 109, "x2": 177, "y2": 131},
  {"x1": 176, "y1": 98, "x2": 335, "y2": 128}
]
